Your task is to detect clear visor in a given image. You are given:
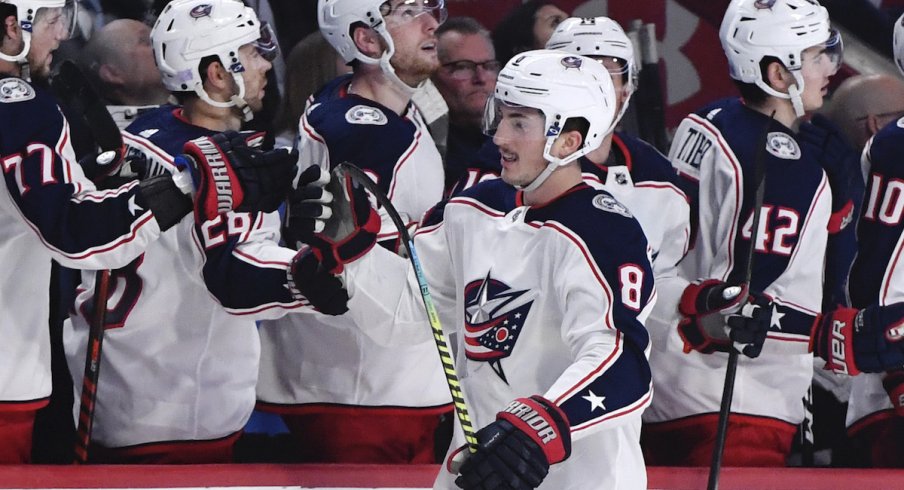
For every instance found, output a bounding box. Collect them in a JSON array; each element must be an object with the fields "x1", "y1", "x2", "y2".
[
  {"x1": 254, "y1": 21, "x2": 279, "y2": 62},
  {"x1": 799, "y1": 28, "x2": 843, "y2": 75},
  {"x1": 483, "y1": 96, "x2": 550, "y2": 142},
  {"x1": 379, "y1": 0, "x2": 447, "y2": 27},
  {"x1": 597, "y1": 56, "x2": 637, "y2": 94},
  {"x1": 32, "y1": 0, "x2": 78, "y2": 39}
]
